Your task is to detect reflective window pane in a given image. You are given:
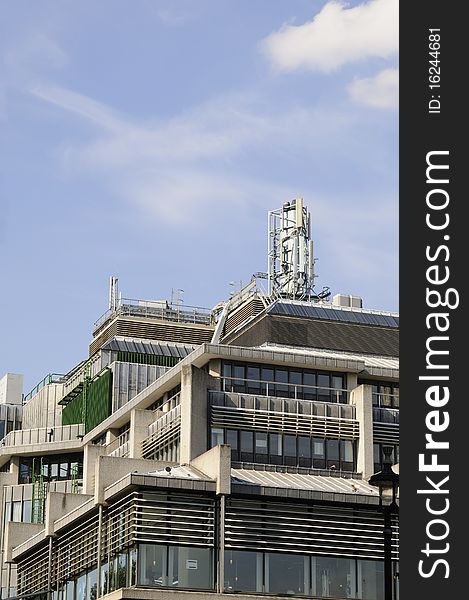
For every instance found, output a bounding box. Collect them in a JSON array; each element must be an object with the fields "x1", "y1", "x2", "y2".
[
  {"x1": 313, "y1": 556, "x2": 357, "y2": 598},
  {"x1": 267, "y1": 553, "x2": 308, "y2": 595},
  {"x1": 138, "y1": 544, "x2": 166, "y2": 586},
  {"x1": 359, "y1": 559, "x2": 384, "y2": 600},
  {"x1": 225, "y1": 550, "x2": 261, "y2": 593},
  {"x1": 171, "y1": 546, "x2": 213, "y2": 589},
  {"x1": 255, "y1": 432, "x2": 268, "y2": 454}
]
